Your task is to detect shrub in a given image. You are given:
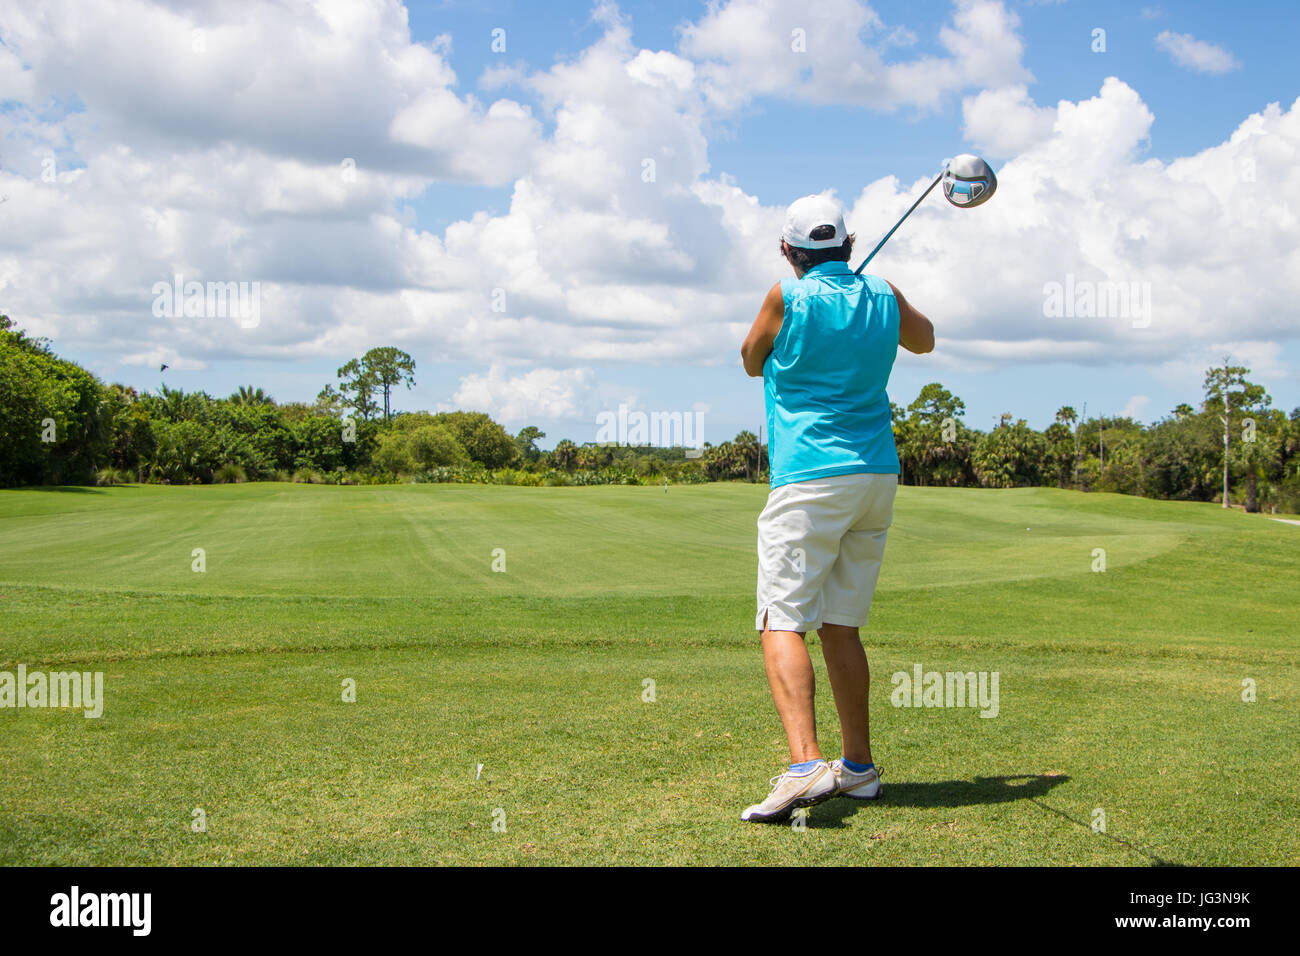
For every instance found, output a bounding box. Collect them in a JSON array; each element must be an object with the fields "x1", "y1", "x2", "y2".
[
  {"x1": 344, "y1": 470, "x2": 396, "y2": 485},
  {"x1": 413, "y1": 464, "x2": 489, "y2": 484},
  {"x1": 95, "y1": 467, "x2": 131, "y2": 486},
  {"x1": 372, "y1": 432, "x2": 415, "y2": 475},
  {"x1": 407, "y1": 424, "x2": 470, "y2": 469},
  {"x1": 214, "y1": 463, "x2": 247, "y2": 484}
]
